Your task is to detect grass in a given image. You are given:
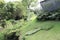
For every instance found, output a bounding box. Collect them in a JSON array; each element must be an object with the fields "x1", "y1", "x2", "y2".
[
  {"x1": 20, "y1": 20, "x2": 60, "y2": 40},
  {"x1": 0, "y1": 16, "x2": 60, "y2": 40},
  {"x1": 0, "y1": 33, "x2": 4, "y2": 40}
]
